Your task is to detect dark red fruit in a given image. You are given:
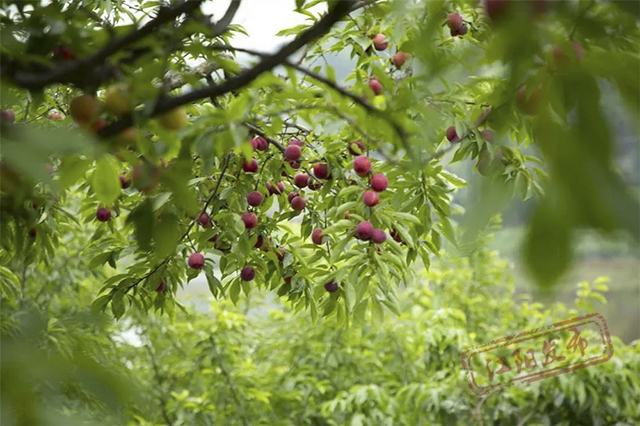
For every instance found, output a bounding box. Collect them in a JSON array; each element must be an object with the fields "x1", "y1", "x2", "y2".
[
  {"x1": 247, "y1": 191, "x2": 263, "y2": 207},
  {"x1": 198, "y1": 213, "x2": 212, "y2": 228},
  {"x1": 243, "y1": 159, "x2": 259, "y2": 173},
  {"x1": 209, "y1": 234, "x2": 219, "y2": 243},
  {"x1": 313, "y1": 163, "x2": 330, "y2": 179},
  {"x1": 483, "y1": 0, "x2": 510, "y2": 21},
  {"x1": 96, "y1": 207, "x2": 111, "y2": 222},
  {"x1": 276, "y1": 247, "x2": 286, "y2": 262},
  {"x1": 284, "y1": 145, "x2": 302, "y2": 161},
  {"x1": 390, "y1": 229, "x2": 403, "y2": 243},
  {"x1": 363, "y1": 191, "x2": 379, "y2": 207},
  {"x1": 251, "y1": 136, "x2": 269, "y2": 151},
  {"x1": 289, "y1": 160, "x2": 301, "y2": 170},
  {"x1": 516, "y1": 86, "x2": 541, "y2": 115},
  {"x1": 451, "y1": 24, "x2": 468, "y2": 37},
  {"x1": 446, "y1": 12, "x2": 464, "y2": 30},
  {"x1": 49, "y1": 112, "x2": 62, "y2": 120},
  {"x1": 355, "y1": 221, "x2": 374, "y2": 240},
  {"x1": 188, "y1": 253, "x2": 205, "y2": 269},
  {"x1": 324, "y1": 281, "x2": 339, "y2": 293},
  {"x1": 267, "y1": 181, "x2": 285, "y2": 195},
  {"x1": 156, "y1": 281, "x2": 166, "y2": 292},
  {"x1": 1, "y1": 110, "x2": 16, "y2": 123},
  {"x1": 446, "y1": 126, "x2": 460, "y2": 143},
  {"x1": 119, "y1": 174, "x2": 131, "y2": 189},
  {"x1": 369, "y1": 77, "x2": 383, "y2": 95},
  {"x1": 312, "y1": 228, "x2": 323, "y2": 245},
  {"x1": 289, "y1": 138, "x2": 305, "y2": 147},
  {"x1": 290, "y1": 196, "x2": 306, "y2": 211},
  {"x1": 371, "y1": 229, "x2": 387, "y2": 244},
  {"x1": 294, "y1": 173, "x2": 309, "y2": 188},
  {"x1": 288, "y1": 192, "x2": 298, "y2": 203},
  {"x1": 241, "y1": 212, "x2": 258, "y2": 229},
  {"x1": 254, "y1": 235, "x2": 264, "y2": 249},
  {"x1": 28, "y1": 228, "x2": 36, "y2": 238},
  {"x1": 308, "y1": 182, "x2": 322, "y2": 191},
  {"x1": 240, "y1": 266, "x2": 255, "y2": 281},
  {"x1": 348, "y1": 140, "x2": 366, "y2": 155},
  {"x1": 353, "y1": 156, "x2": 372, "y2": 177},
  {"x1": 371, "y1": 173, "x2": 388, "y2": 192}
]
